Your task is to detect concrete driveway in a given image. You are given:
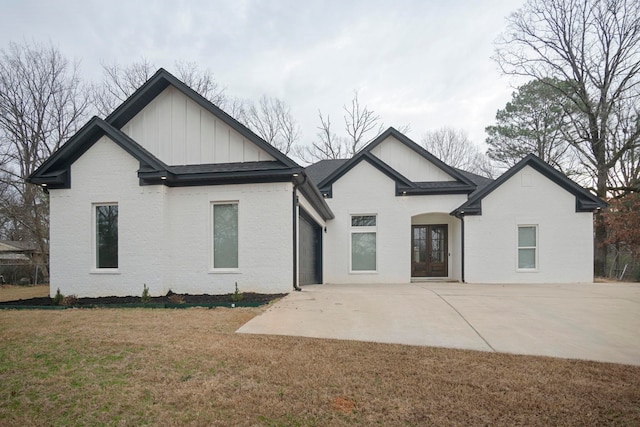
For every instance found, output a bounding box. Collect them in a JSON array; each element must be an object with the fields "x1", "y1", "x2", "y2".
[{"x1": 237, "y1": 282, "x2": 640, "y2": 366}]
